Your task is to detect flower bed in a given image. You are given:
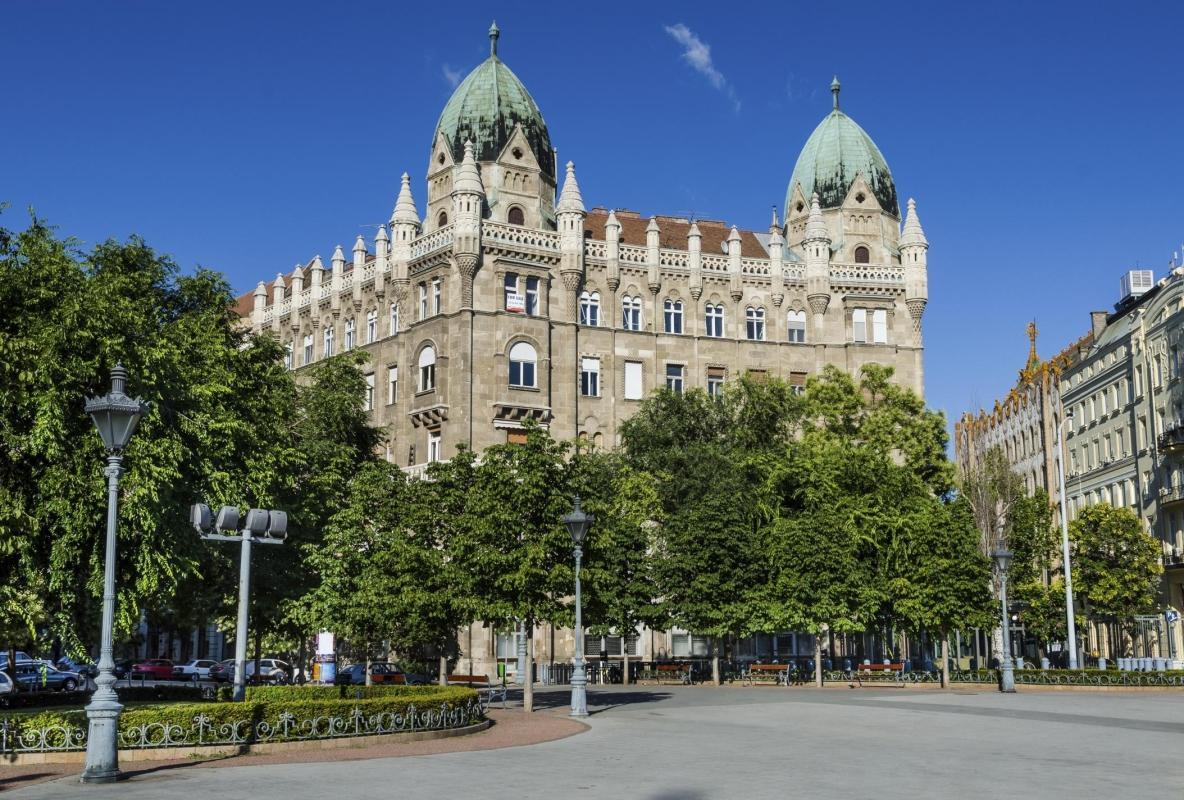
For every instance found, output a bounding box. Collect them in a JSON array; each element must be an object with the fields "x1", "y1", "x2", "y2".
[{"x1": 1, "y1": 685, "x2": 481, "y2": 754}]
